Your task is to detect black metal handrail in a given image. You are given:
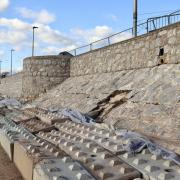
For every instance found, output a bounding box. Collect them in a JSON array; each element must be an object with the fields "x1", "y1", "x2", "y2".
[
  {"x1": 68, "y1": 11, "x2": 180, "y2": 56},
  {"x1": 147, "y1": 13, "x2": 180, "y2": 32}
]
